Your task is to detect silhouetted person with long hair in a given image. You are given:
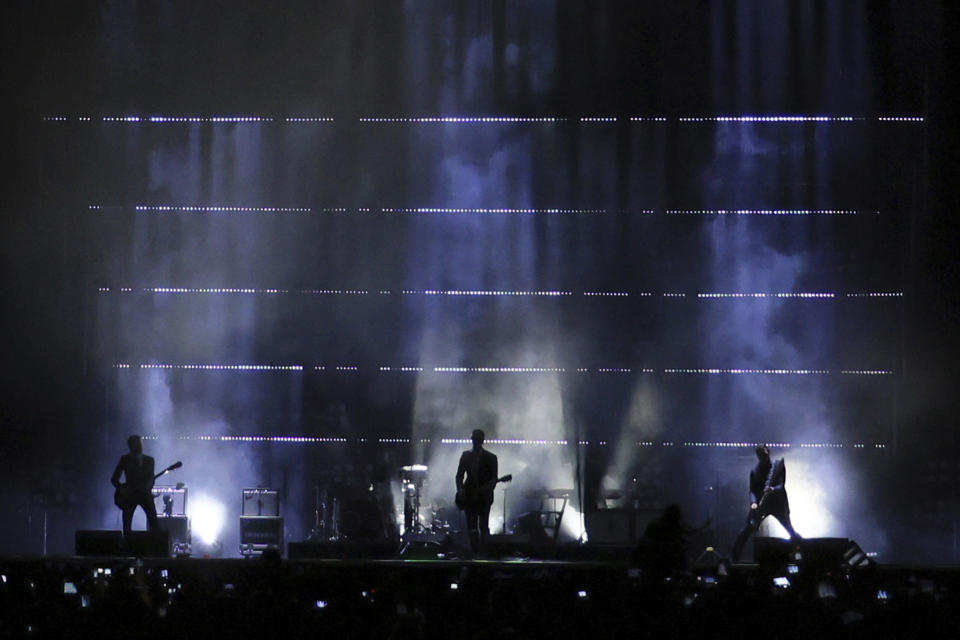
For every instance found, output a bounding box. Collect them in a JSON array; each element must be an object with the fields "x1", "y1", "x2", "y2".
[
  {"x1": 111, "y1": 434, "x2": 159, "y2": 538},
  {"x1": 730, "y1": 444, "x2": 801, "y2": 562},
  {"x1": 455, "y1": 429, "x2": 498, "y2": 556}
]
